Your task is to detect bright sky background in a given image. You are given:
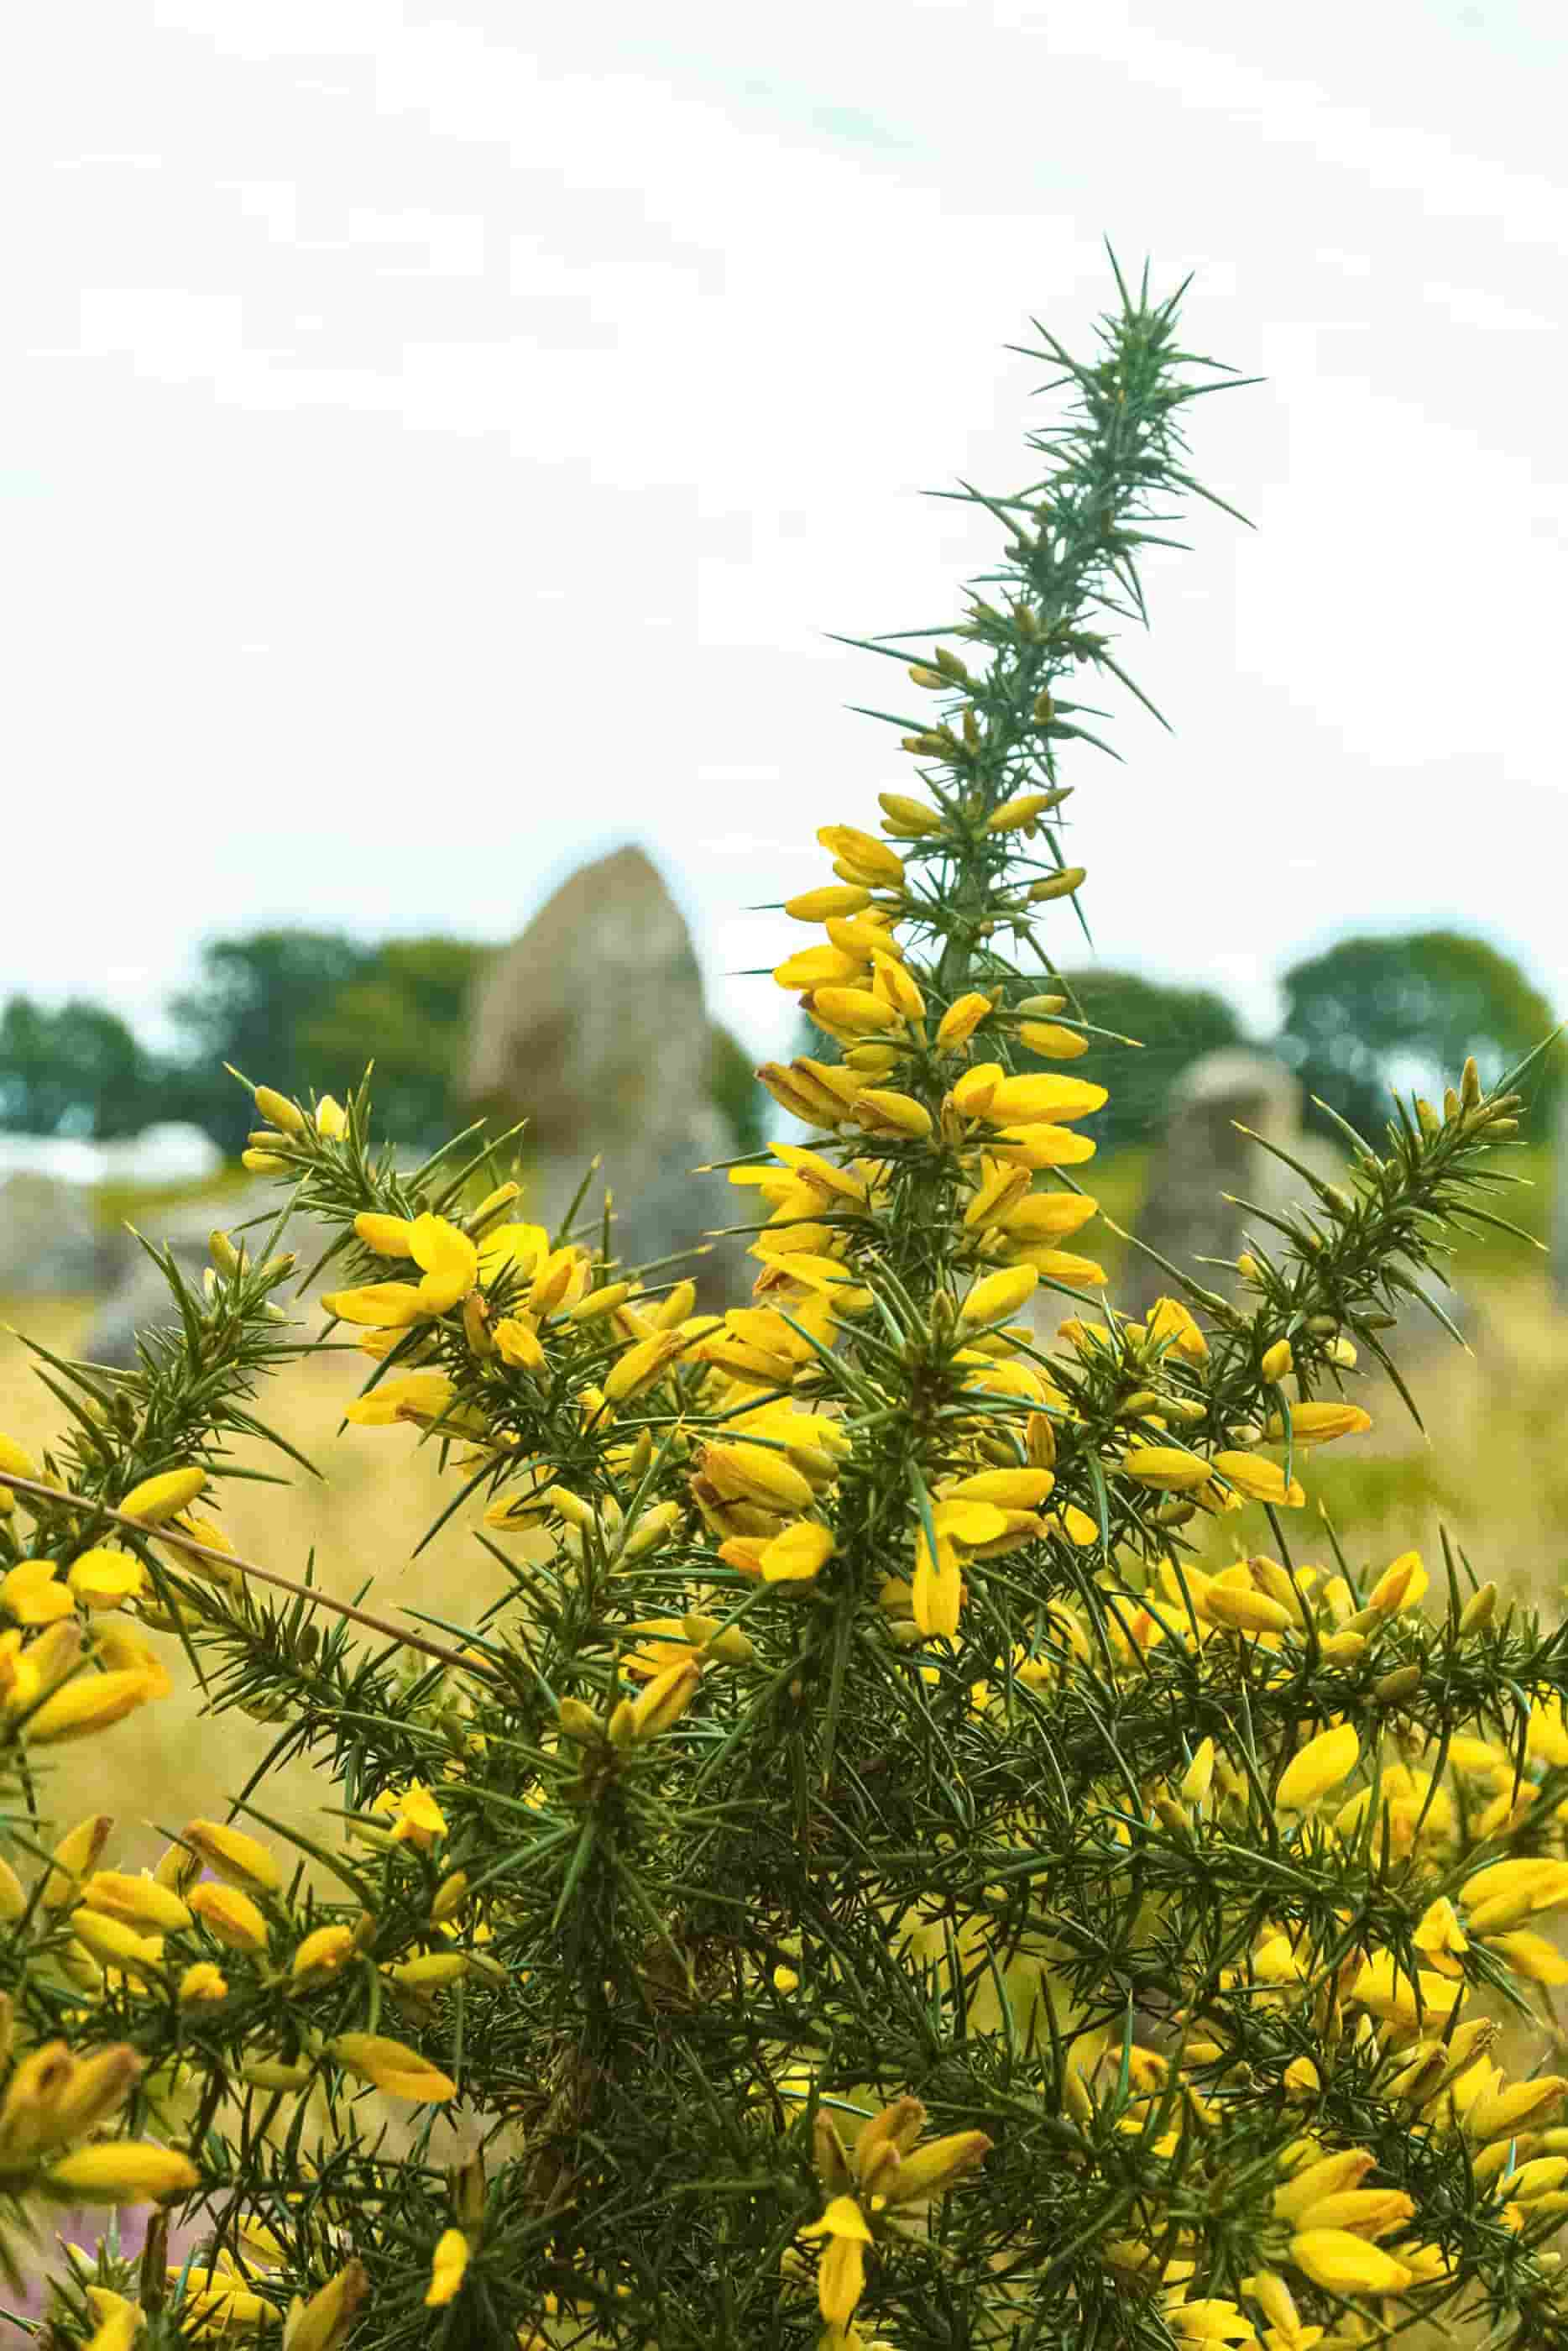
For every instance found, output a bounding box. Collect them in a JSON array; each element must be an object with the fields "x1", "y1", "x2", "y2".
[{"x1": 7, "y1": 1, "x2": 1565, "y2": 1067}]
